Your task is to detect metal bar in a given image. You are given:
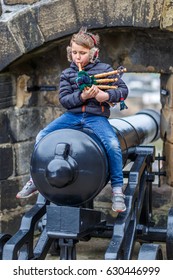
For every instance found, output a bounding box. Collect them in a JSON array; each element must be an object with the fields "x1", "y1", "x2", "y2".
[
  {"x1": 2, "y1": 195, "x2": 47, "y2": 260},
  {"x1": 27, "y1": 86, "x2": 57, "y2": 92}
]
